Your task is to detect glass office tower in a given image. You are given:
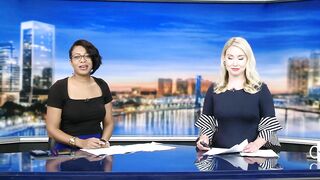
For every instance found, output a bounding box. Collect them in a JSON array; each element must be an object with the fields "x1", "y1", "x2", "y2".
[
  {"x1": 20, "y1": 21, "x2": 55, "y2": 104},
  {"x1": 309, "y1": 51, "x2": 320, "y2": 89},
  {"x1": 0, "y1": 42, "x2": 20, "y2": 104}
]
